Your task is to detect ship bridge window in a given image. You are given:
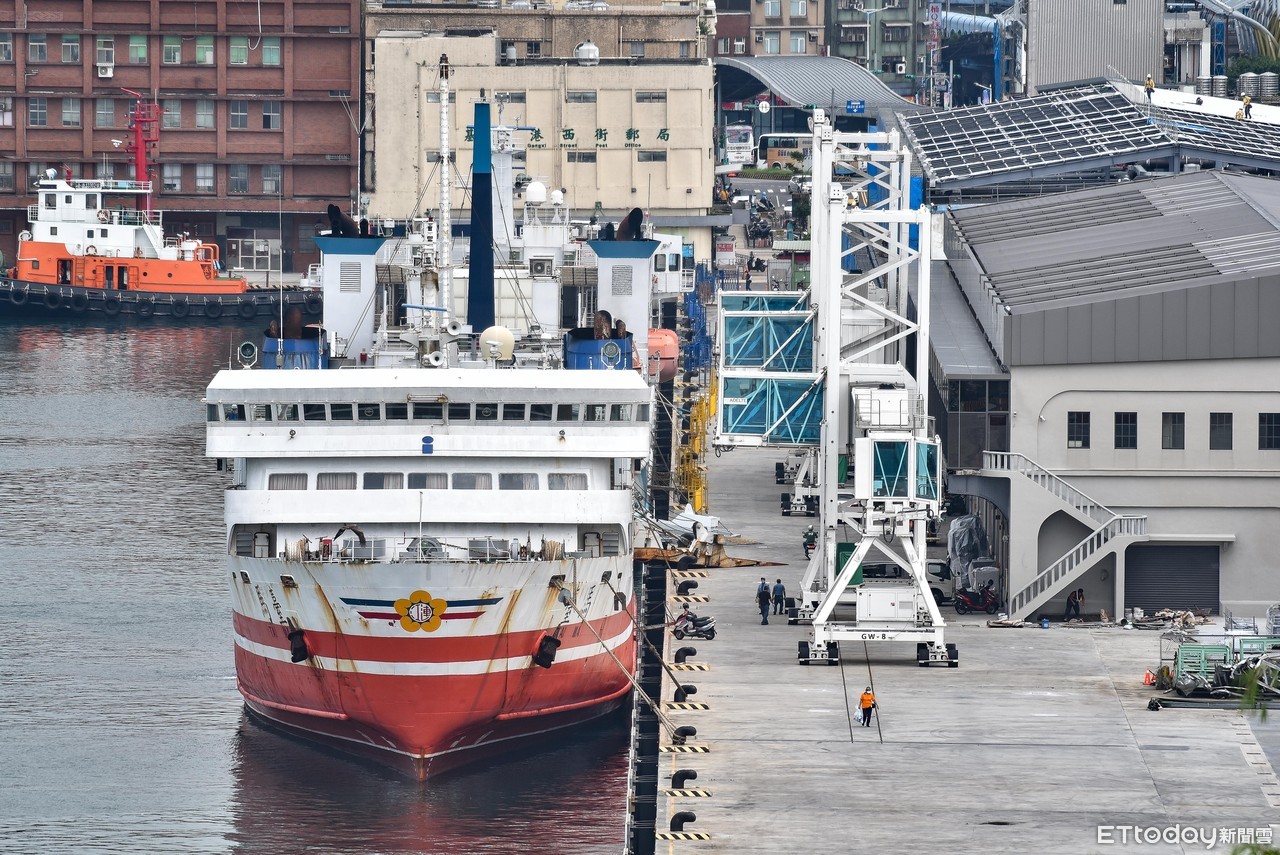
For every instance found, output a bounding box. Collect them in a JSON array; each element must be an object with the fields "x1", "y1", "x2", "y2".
[
  {"x1": 303, "y1": 403, "x2": 326, "y2": 421},
  {"x1": 206, "y1": 403, "x2": 219, "y2": 421},
  {"x1": 358, "y1": 403, "x2": 381, "y2": 421},
  {"x1": 549, "y1": 473, "x2": 588, "y2": 490},
  {"x1": 317, "y1": 472, "x2": 357, "y2": 490},
  {"x1": 250, "y1": 404, "x2": 272, "y2": 421},
  {"x1": 557, "y1": 404, "x2": 581, "y2": 421},
  {"x1": 637, "y1": 403, "x2": 650, "y2": 422},
  {"x1": 85, "y1": 194, "x2": 97, "y2": 208},
  {"x1": 363, "y1": 472, "x2": 404, "y2": 489},
  {"x1": 448, "y1": 403, "x2": 471, "y2": 421},
  {"x1": 499, "y1": 473, "x2": 539, "y2": 490},
  {"x1": 413, "y1": 402, "x2": 443, "y2": 420},
  {"x1": 409, "y1": 472, "x2": 448, "y2": 489},
  {"x1": 452, "y1": 473, "x2": 492, "y2": 490},
  {"x1": 268, "y1": 473, "x2": 307, "y2": 490},
  {"x1": 223, "y1": 404, "x2": 245, "y2": 421},
  {"x1": 330, "y1": 404, "x2": 354, "y2": 421},
  {"x1": 585, "y1": 405, "x2": 607, "y2": 422},
  {"x1": 610, "y1": 404, "x2": 633, "y2": 422},
  {"x1": 530, "y1": 403, "x2": 553, "y2": 421},
  {"x1": 503, "y1": 404, "x2": 526, "y2": 421},
  {"x1": 385, "y1": 403, "x2": 408, "y2": 420},
  {"x1": 476, "y1": 404, "x2": 498, "y2": 421},
  {"x1": 44, "y1": 193, "x2": 55, "y2": 208},
  {"x1": 276, "y1": 404, "x2": 298, "y2": 421}
]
